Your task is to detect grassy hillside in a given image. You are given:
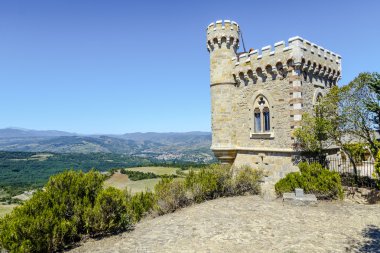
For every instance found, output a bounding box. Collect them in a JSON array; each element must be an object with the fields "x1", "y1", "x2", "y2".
[
  {"x1": 0, "y1": 151, "x2": 212, "y2": 197},
  {"x1": 0, "y1": 151, "x2": 152, "y2": 196},
  {"x1": 104, "y1": 168, "x2": 184, "y2": 194}
]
